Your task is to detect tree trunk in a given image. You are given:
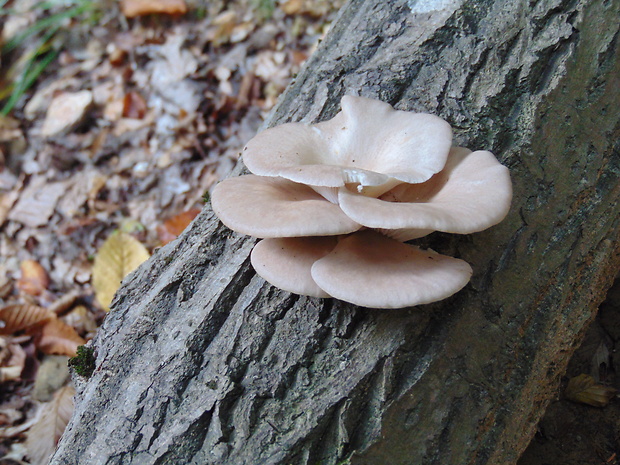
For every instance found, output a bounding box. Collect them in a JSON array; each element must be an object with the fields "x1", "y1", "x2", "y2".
[{"x1": 51, "y1": 0, "x2": 620, "y2": 464}]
